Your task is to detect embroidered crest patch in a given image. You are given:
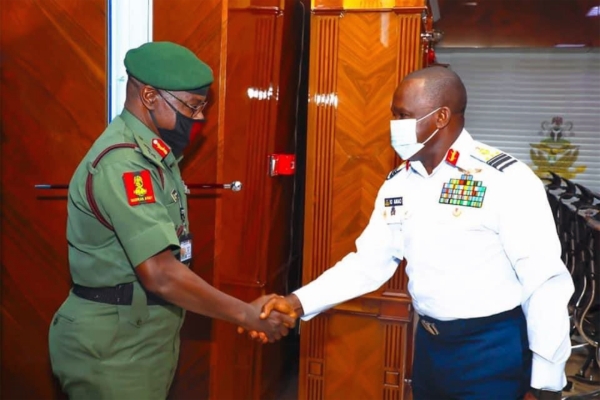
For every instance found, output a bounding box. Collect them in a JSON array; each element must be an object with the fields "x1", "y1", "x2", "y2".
[
  {"x1": 439, "y1": 174, "x2": 486, "y2": 208},
  {"x1": 123, "y1": 170, "x2": 156, "y2": 206}
]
